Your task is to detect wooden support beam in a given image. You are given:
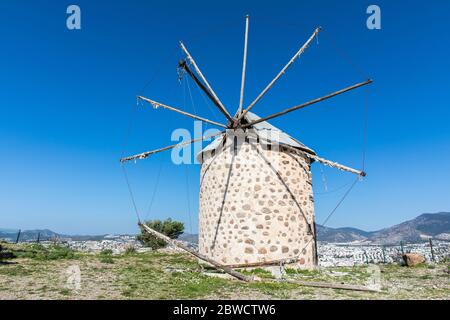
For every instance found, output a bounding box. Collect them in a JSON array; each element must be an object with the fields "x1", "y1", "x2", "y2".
[
  {"x1": 241, "y1": 79, "x2": 373, "y2": 128},
  {"x1": 237, "y1": 14, "x2": 250, "y2": 116},
  {"x1": 272, "y1": 279, "x2": 380, "y2": 292},
  {"x1": 139, "y1": 222, "x2": 254, "y2": 282},
  {"x1": 238, "y1": 27, "x2": 321, "y2": 122},
  {"x1": 137, "y1": 95, "x2": 226, "y2": 128},
  {"x1": 120, "y1": 130, "x2": 225, "y2": 163},
  {"x1": 179, "y1": 42, "x2": 233, "y2": 123}
]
